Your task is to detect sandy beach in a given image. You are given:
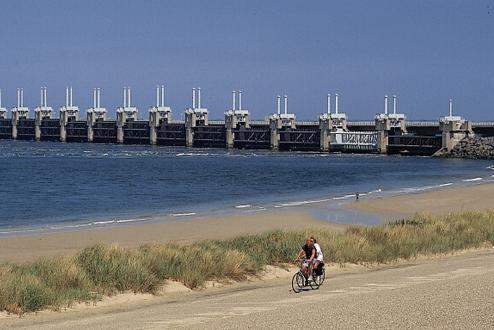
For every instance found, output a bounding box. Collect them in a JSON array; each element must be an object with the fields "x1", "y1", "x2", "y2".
[
  {"x1": 347, "y1": 182, "x2": 494, "y2": 220},
  {"x1": 1, "y1": 182, "x2": 493, "y2": 264},
  {"x1": 0, "y1": 211, "x2": 341, "y2": 263}
]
